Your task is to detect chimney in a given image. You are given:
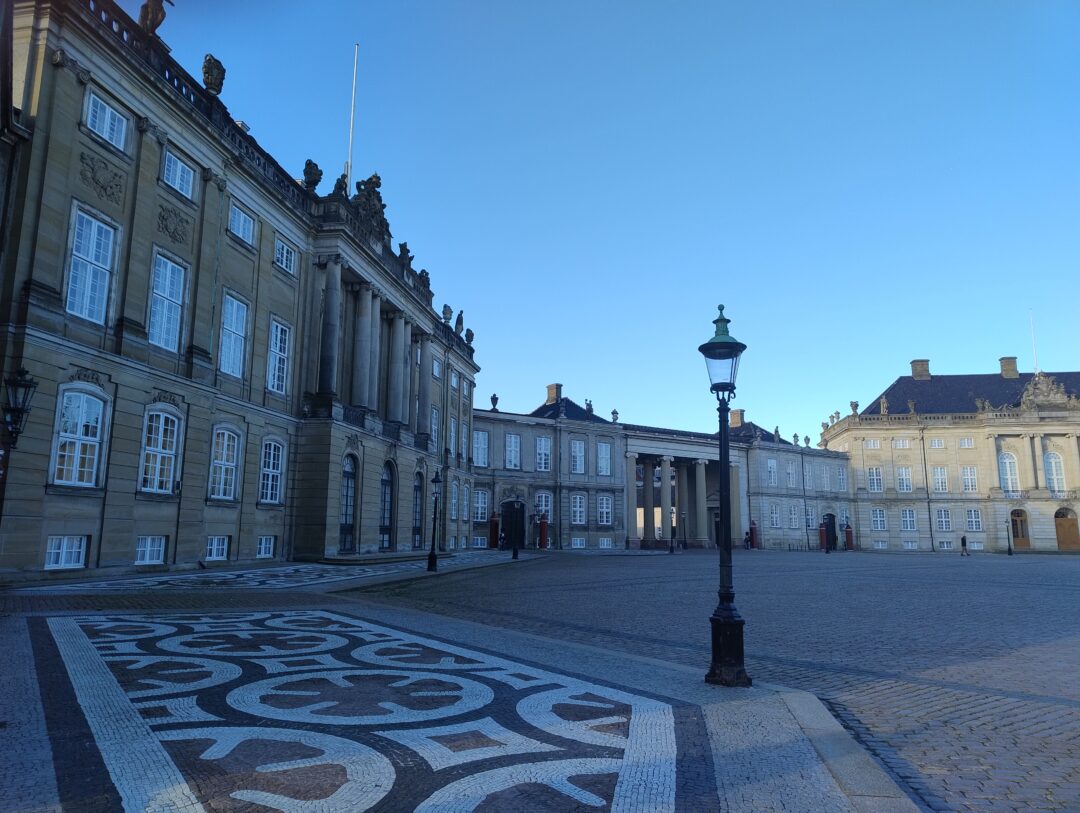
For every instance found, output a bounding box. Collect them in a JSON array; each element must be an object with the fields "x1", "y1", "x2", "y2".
[
  {"x1": 730, "y1": 408, "x2": 745, "y2": 428},
  {"x1": 545, "y1": 383, "x2": 563, "y2": 405},
  {"x1": 910, "y1": 359, "x2": 931, "y2": 380},
  {"x1": 999, "y1": 357, "x2": 1019, "y2": 379}
]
